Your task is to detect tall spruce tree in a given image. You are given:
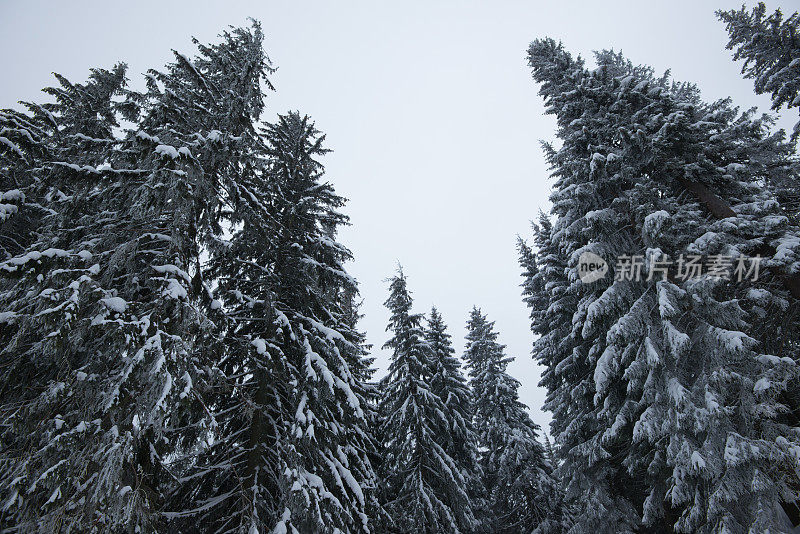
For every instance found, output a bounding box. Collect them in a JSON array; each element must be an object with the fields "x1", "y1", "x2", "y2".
[
  {"x1": 168, "y1": 112, "x2": 379, "y2": 533},
  {"x1": 0, "y1": 22, "x2": 366, "y2": 533},
  {"x1": 0, "y1": 62, "x2": 155, "y2": 532},
  {"x1": 424, "y1": 306, "x2": 482, "y2": 529},
  {"x1": 526, "y1": 38, "x2": 800, "y2": 532},
  {"x1": 518, "y1": 215, "x2": 576, "y2": 534},
  {"x1": 463, "y1": 307, "x2": 560, "y2": 534},
  {"x1": 718, "y1": 3, "x2": 800, "y2": 141},
  {"x1": 718, "y1": 3, "x2": 800, "y2": 223},
  {"x1": 378, "y1": 269, "x2": 471, "y2": 533}
]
